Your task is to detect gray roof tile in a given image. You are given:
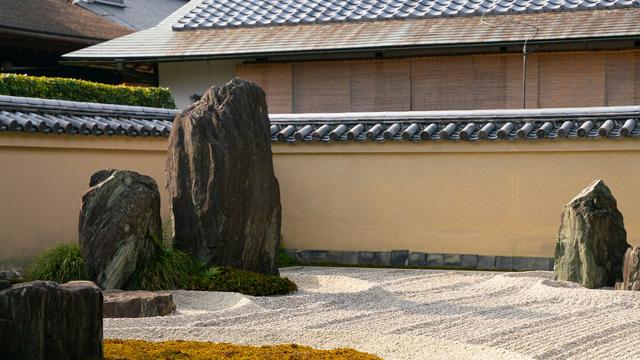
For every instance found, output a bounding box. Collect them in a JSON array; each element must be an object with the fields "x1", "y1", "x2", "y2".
[
  {"x1": 173, "y1": 0, "x2": 640, "y2": 30},
  {"x1": 0, "y1": 95, "x2": 177, "y2": 137},
  {"x1": 268, "y1": 106, "x2": 640, "y2": 142},
  {"x1": 3, "y1": 95, "x2": 639, "y2": 143}
]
